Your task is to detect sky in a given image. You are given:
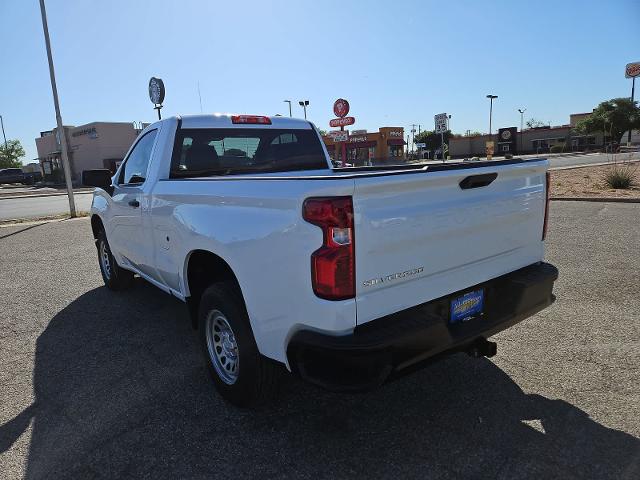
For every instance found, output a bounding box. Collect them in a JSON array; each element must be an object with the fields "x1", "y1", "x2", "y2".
[{"x1": 0, "y1": 0, "x2": 638, "y2": 163}]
